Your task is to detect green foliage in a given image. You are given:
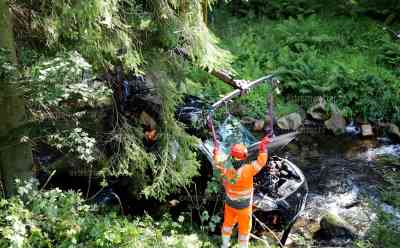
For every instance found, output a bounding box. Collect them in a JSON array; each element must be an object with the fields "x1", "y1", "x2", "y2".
[
  {"x1": 226, "y1": 0, "x2": 319, "y2": 18},
  {"x1": 8, "y1": 47, "x2": 201, "y2": 201},
  {"x1": 361, "y1": 211, "x2": 400, "y2": 248},
  {"x1": 18, "y1": 52, "x2": 111, "y2": 171},
  {"x1": 141, "y1": 61, "x2": 201, "y2": 200},
  {"x1": 11, "y1": 0, "x2": 232, "y2": 201},
  {"x1": 0, "y1": 181, "x2": 274, "y2": 247},
  {"x1": 0, "y1": 49, "x2": 17, "y2": 82},
  {"x1": 15, "y1": 0, "x2": 231, "y2": 72},
  {"x1": 0, "y1": 180, "x2": 216, "y2": 248},
  {"x1": 25, "y1": 51, "x2": 112, "y2": 109},
  {"x1": 273, "y1": 15, "x2": 343, "y2": 51},
  {"x1": 101, "y1": 121, "x2": 155, "y2": 196},
  {"x1": 99, "y1": 56, "x2": 201, "y2": 200},
  {"x1": 358, "y1": 0, "x2": 400, "y2": 21},
  {"x1": 378, "y1": 38, "x2": 400, "y2": 68},
  {"x1": 355, "y1": 163, "x2": 400, "y2": 248},
  {"x1": 48, "y1": 128, "x2": 97, "y2": 164},
  {"x1": 380, "y1": 169, "x2": 400, "y2": 209},
  {"x1": 21, "y1": 0, "x2": 144, "y2": 71},
  {"x1": 194, "y1": 13, "x2": 400, "y2": 123},
  {"x1": 225, "y1": 0, "x2": 400, "y2": 22}
]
